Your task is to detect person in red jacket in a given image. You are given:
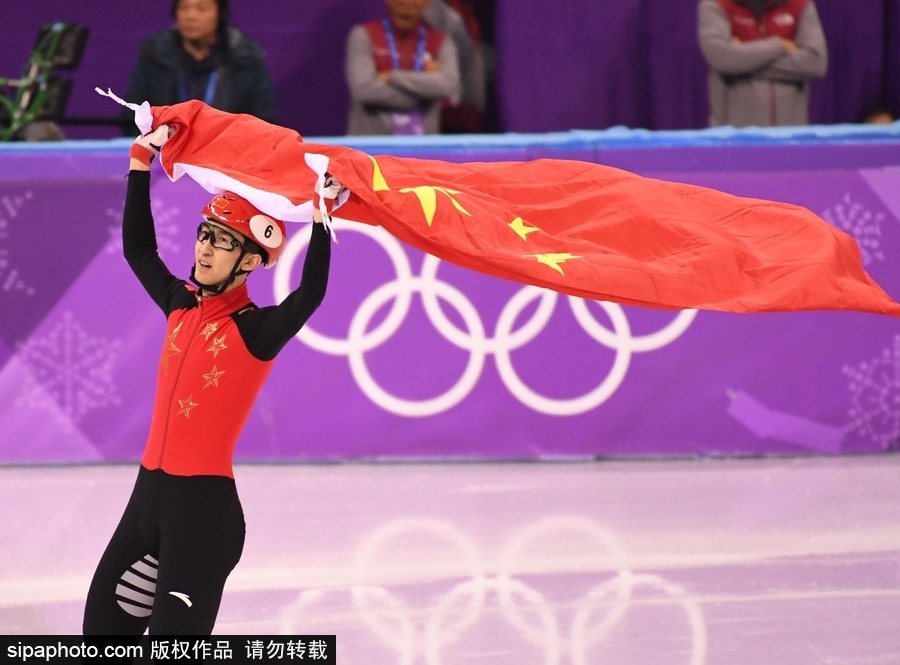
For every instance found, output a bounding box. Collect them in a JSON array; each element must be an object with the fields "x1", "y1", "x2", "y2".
[
  {"x1": 698, "y1": 0, "x2": 828, "y2": 127},
  {"x1": 345, "y1": 0, "x2": 461, "y2": 135},
  {"x1": 83, "y1": 126, "x2": 331, "y2": 635}
]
